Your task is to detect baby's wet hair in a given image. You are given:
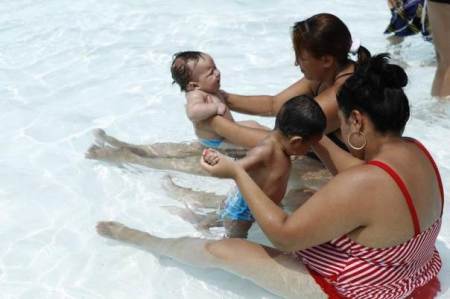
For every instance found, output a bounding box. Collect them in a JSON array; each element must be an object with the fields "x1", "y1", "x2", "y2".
[
  {"x1": 275, "y1": 95, "x2": 327, "y2": 140},
  {"x1": 171, "y1": 51, "x2": 204, "y2": 91}
]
